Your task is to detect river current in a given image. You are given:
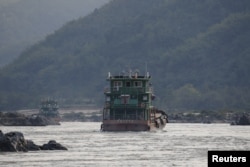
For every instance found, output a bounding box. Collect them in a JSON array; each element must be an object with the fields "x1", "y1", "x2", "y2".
[{"x1": 0, "y1": 122, "x2": 249, "y2": 167}]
